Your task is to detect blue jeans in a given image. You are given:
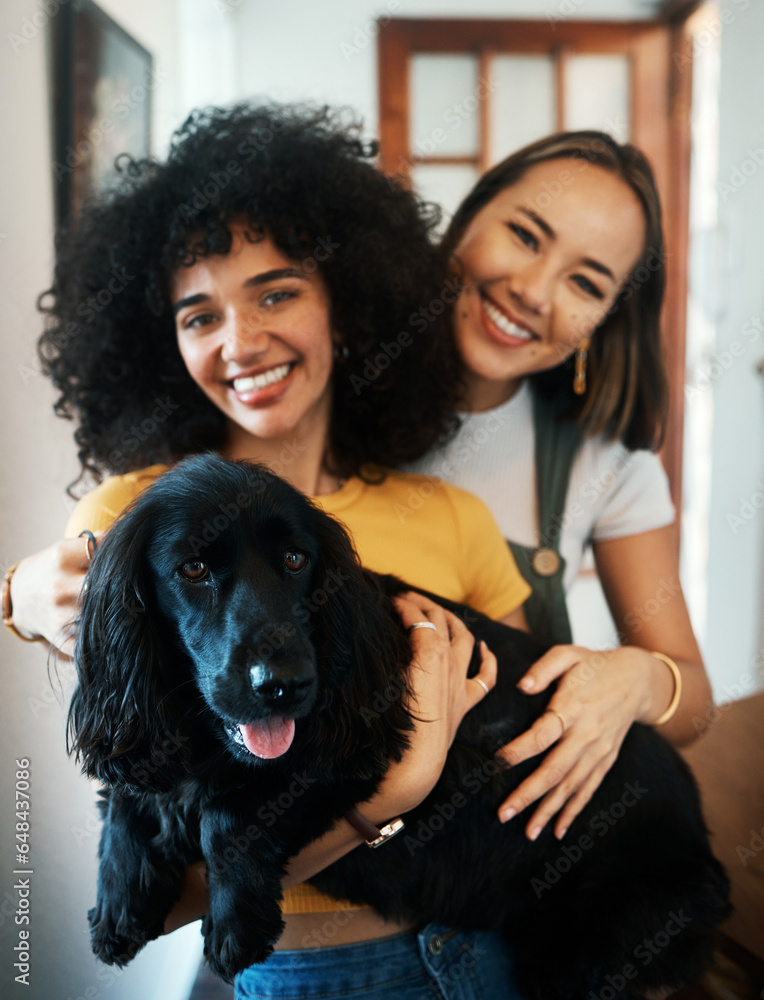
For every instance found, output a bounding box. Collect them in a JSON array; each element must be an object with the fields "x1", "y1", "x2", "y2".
[{"x1": 235, "y1": 923, "x2": 524, "y2": 999}]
